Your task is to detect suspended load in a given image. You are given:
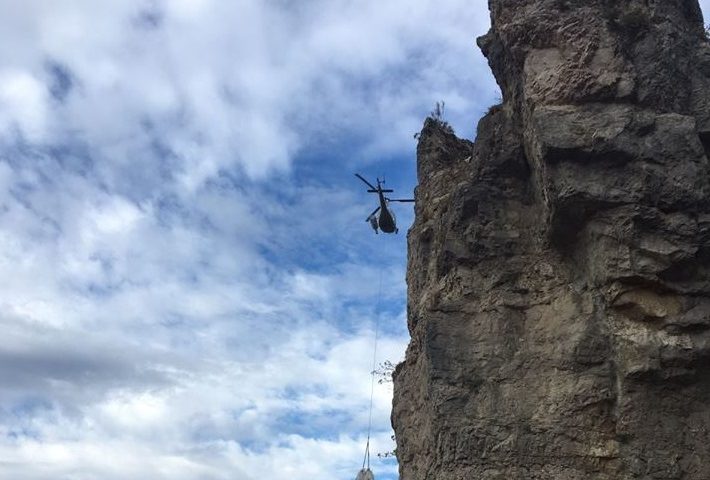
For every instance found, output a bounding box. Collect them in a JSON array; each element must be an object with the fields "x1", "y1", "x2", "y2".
[{"x1": 355, "y1": 467, "x2": 374, "y2": 480}]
